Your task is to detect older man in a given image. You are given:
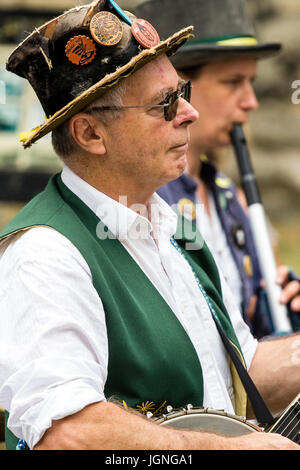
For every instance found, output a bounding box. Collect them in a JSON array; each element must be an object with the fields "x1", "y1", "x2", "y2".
[
  {"x1": 0, "y1": 0, "x2": 298, "y2": 451},
  {"x1": 134, "y1": 0, "x2": 300, "y2": 338}
]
